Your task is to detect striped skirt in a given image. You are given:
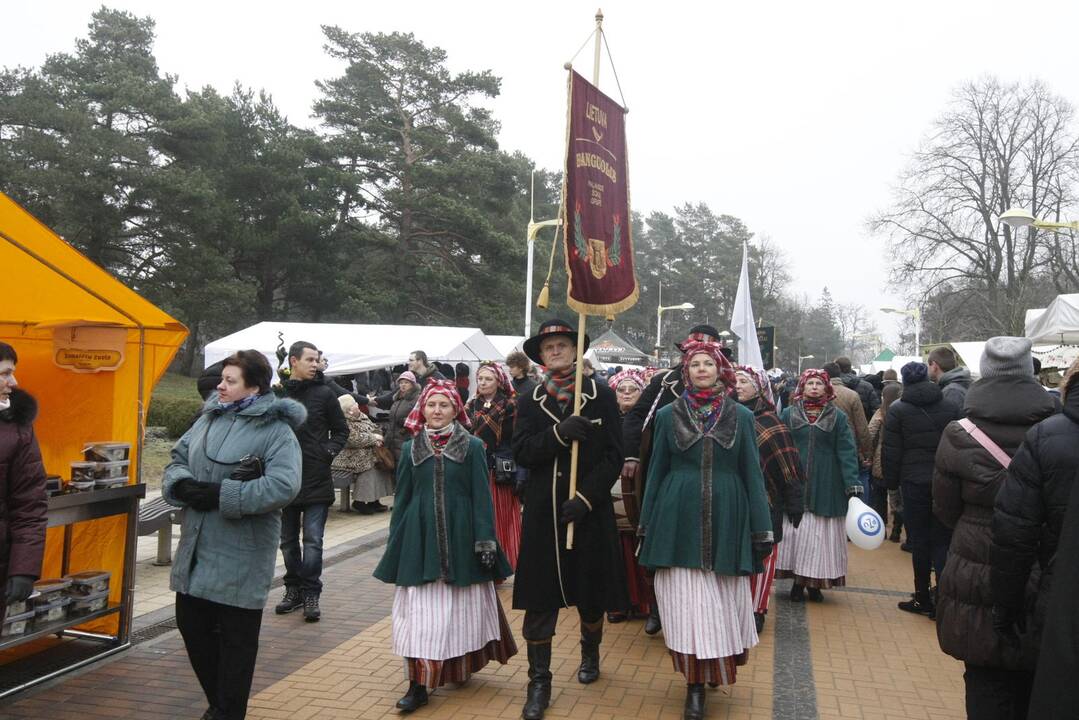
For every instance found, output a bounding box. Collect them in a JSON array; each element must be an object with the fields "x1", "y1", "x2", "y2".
[
  {"x1": 490, "y1": 476, "x2": 522, "y2": 571},
  {"x1": 775, "y1": 512, "x2": 847, "y2": 588},
  {"x1": 393, "y1": 581, "x2": 517, "y2": 688},
  {"x1": 653, "y1": 568, "x2": 758, "y2": 685}
]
